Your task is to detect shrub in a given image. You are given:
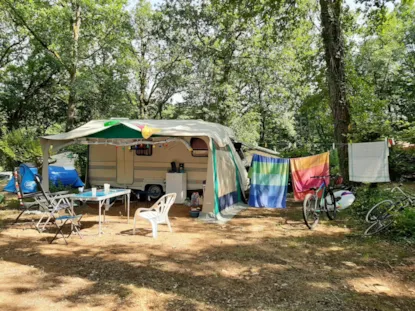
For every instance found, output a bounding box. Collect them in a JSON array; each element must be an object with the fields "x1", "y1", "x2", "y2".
[
  {"x1": 62, "y1": 144, "x2": 88, "y2": 182},
  {"x1": 49, "y1": 180, "x2": 74, "y2": 193},
  {"x1": 0, "y1": 128, "x2": 42, "y2": 170},
  {"x1": 389, "y1": 146, "x2": 415, "y2": 181},
  {"x1": 351, "y1": 184, "x2": 415, "y2": 239},
  {"x1": 393, "y1": 208, "x2": 415, "y2": 238},
  {"x1": 350, "y1": 185, "x2": 393, "y2": 219}
]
